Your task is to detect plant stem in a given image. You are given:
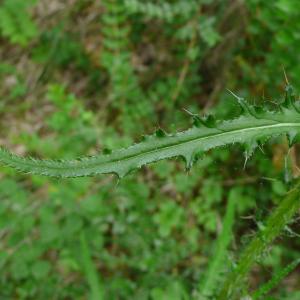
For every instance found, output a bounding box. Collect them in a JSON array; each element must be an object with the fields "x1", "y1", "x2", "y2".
[
  {"x1": 80, "y1": 232, "x2": 104, "y2": 300},
  {"x1": 199, "y1": 196, "x2": 236, "y2": 297},
  {"x1": 217, "y1": 182, "x2": 300, "y2": 299},
  {"x1": 252, "y1": 258, "x2": 300, "y2": 299}
]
